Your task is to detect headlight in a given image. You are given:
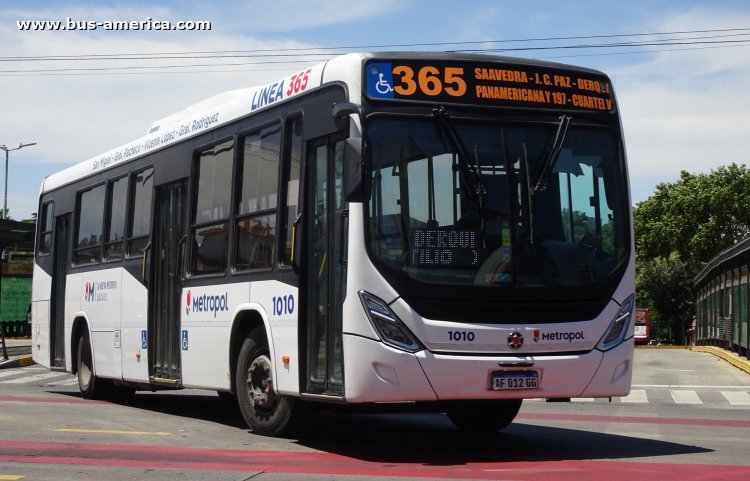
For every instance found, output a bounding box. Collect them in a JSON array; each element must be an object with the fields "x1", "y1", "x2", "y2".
[
  {"x1": 597, "y1": 294, "x2": 635, "y2": 352},
  {"x1": 359, "y1": 291, "x2": 423, "y2": 353}
]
